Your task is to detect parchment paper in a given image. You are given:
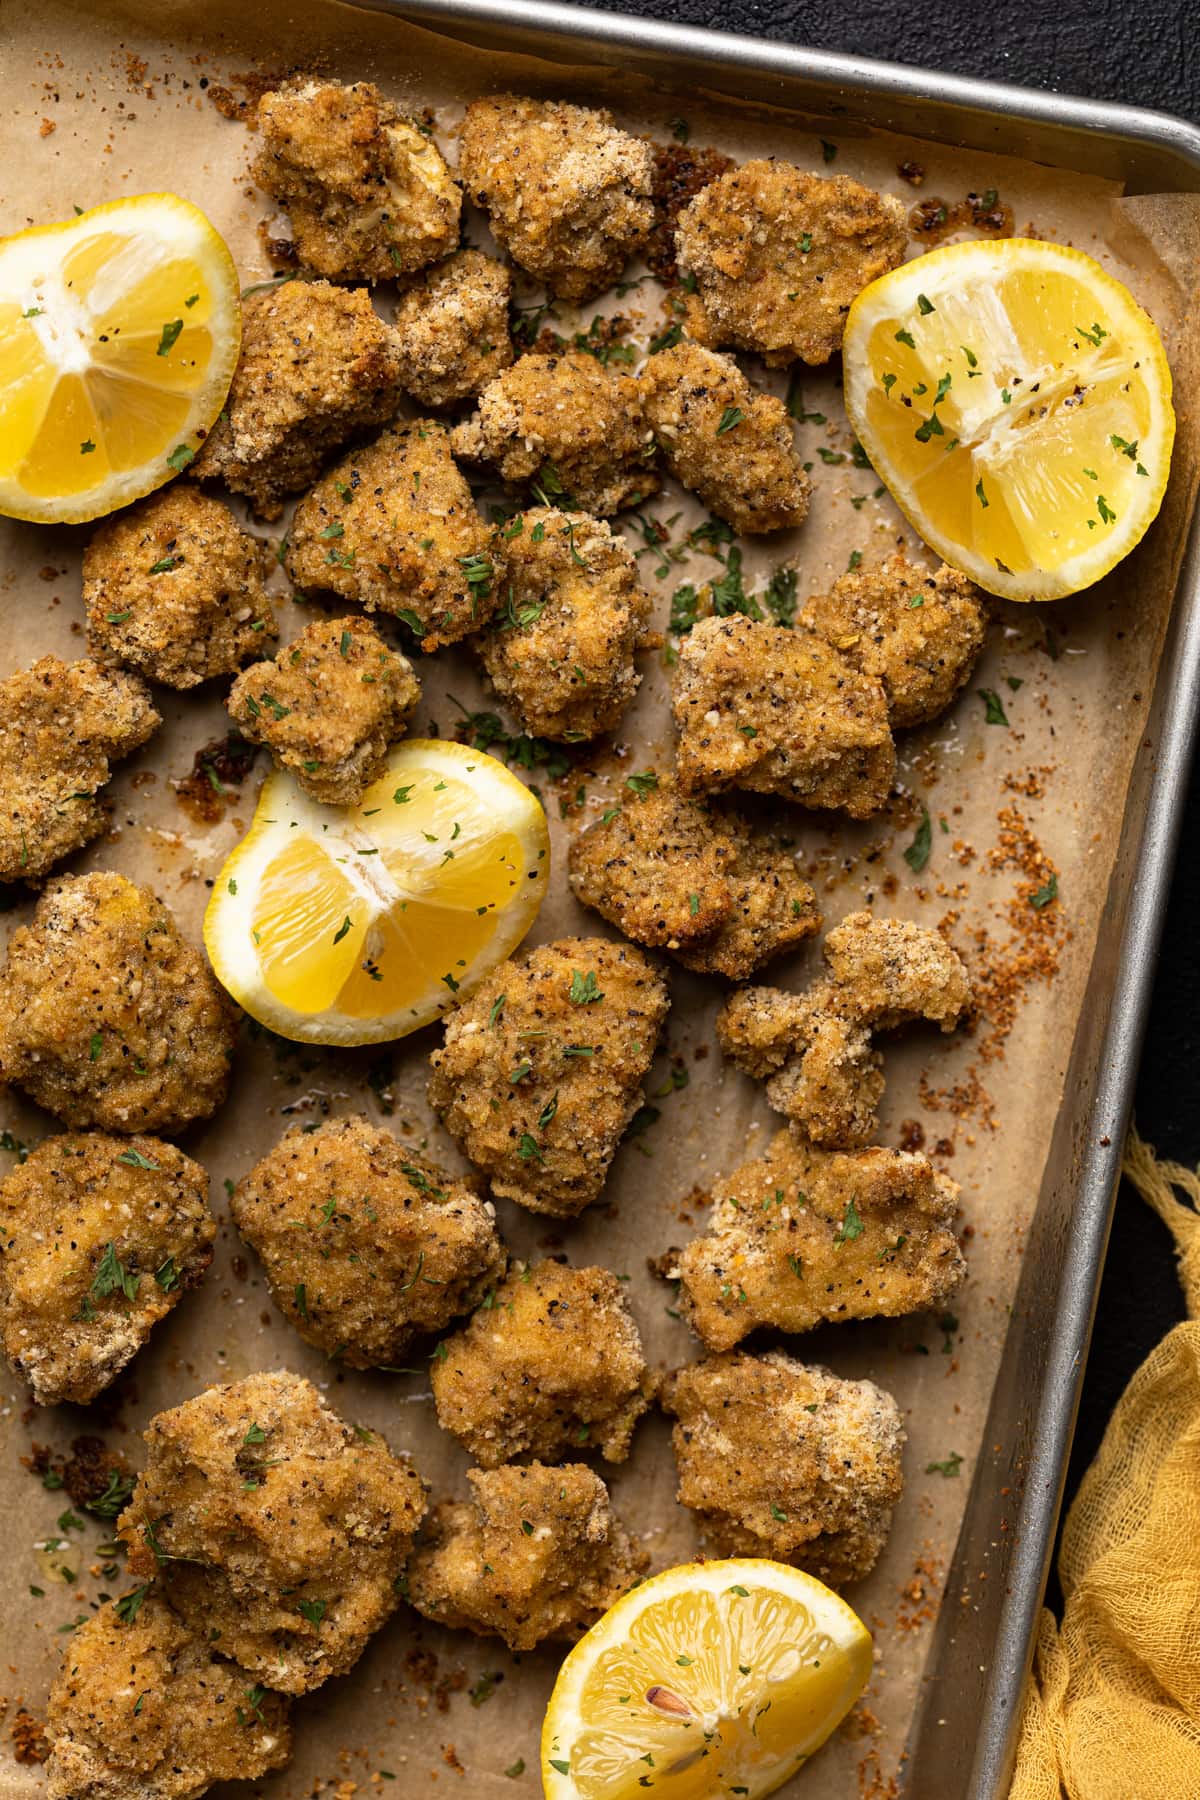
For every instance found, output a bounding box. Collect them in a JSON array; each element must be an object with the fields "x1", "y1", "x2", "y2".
[{"x1": 1, "y1": 3, "x2": 1198, "y2": 1795}]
